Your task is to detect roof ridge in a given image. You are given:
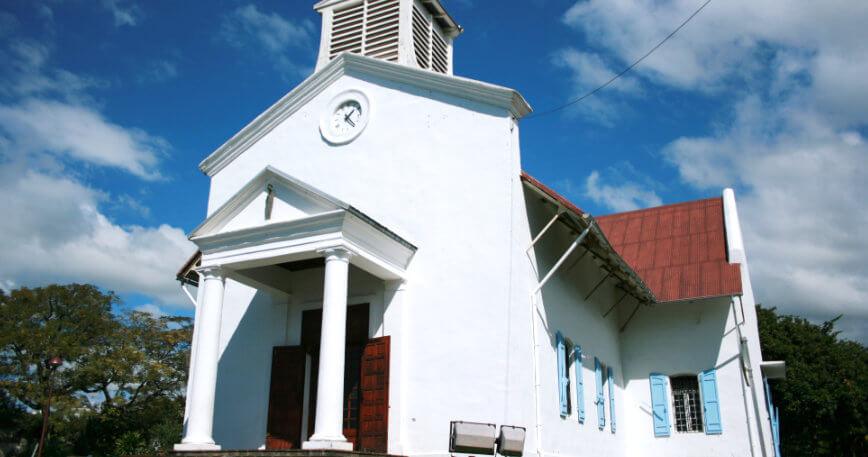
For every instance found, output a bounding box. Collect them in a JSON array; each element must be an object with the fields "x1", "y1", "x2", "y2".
[{"x1": 596, "y1": 196, "x2": 722, "y2": 219}]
